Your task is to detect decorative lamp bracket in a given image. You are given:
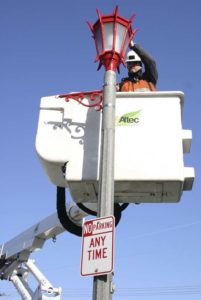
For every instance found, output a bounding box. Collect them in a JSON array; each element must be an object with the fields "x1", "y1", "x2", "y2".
[{"x1": 58, "y1": 90, "x2": 103, "y2": 111}]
